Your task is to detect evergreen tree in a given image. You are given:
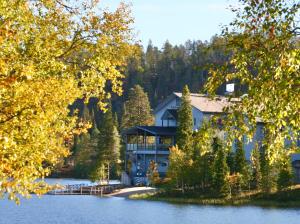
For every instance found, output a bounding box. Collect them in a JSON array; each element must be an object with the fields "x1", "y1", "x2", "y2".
[
  {"x1": 260, "y1": 147, "x2": 276, "y2": 193},
  {"x1": 227, "y1": 152, "x2": 235, "y2": 174},
  {"x1": 176, "y1": 85, "x2": 193, "y2": 155},
  {"x1": 234, "y1": 139, "x2": 250, "y2": 189},
  {"x1": 121, "y1": 85, "x2": 154, "y2": 129},
  {"x1": 113, "y1": 112, "x2": 119, "y2": 129},
  {"x1": 277, "y1": 153, "x2": 293, "y2": 191},
  {"x1": 73, "y1": 126, "x2": 99, "y2": 178},
  {"x1": 71, "y1": 105, "x2": 99, "y2": 178},
  {"x1": 90, "y1": 102, "x2": 118, "y2": 182},
  {"x1": 212, "y1": 138, "x2": 230, "y2": 197},
  {"x1": 111, "y1": 124, "x2": 121, "y2": 178},
  {"x1": 250, "y1": 144, "x2": 262, "y2": 190}
]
